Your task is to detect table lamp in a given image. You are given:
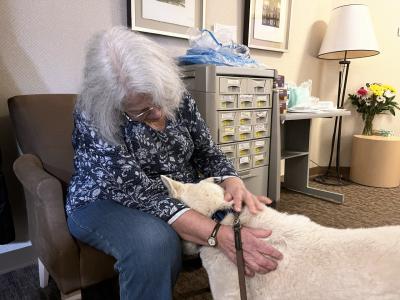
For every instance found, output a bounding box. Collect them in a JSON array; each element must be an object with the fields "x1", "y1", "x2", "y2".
[{"x1": 315, "y1": 4, "x2": 379, "y2": 186}]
